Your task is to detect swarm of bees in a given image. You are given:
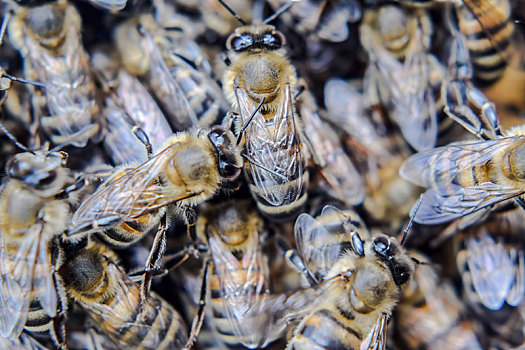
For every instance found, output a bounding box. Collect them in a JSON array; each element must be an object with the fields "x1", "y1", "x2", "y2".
[{"x1": 0, "y1": 0, "x2": 524, "y2": 349}]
